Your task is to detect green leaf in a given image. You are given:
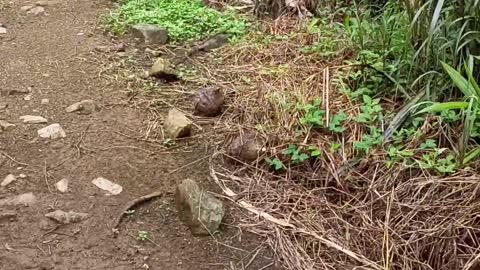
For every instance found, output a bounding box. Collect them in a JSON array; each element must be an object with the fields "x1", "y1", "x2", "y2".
[
  {"x1": 308, "y1": 146, "x2": 321, "y2": 157},
  {"x1": 441, "y1": 61, "x2": 477, "y2": 98},
  {"x1": 416, "y1": 101, "x2": 469, "y2": 115},
  {"x1": 420, "y1": 139, "x2": 437, "y2": 149},
  {"x1": 265, "y1": 158, "x2": 285, "y2": 171}
]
